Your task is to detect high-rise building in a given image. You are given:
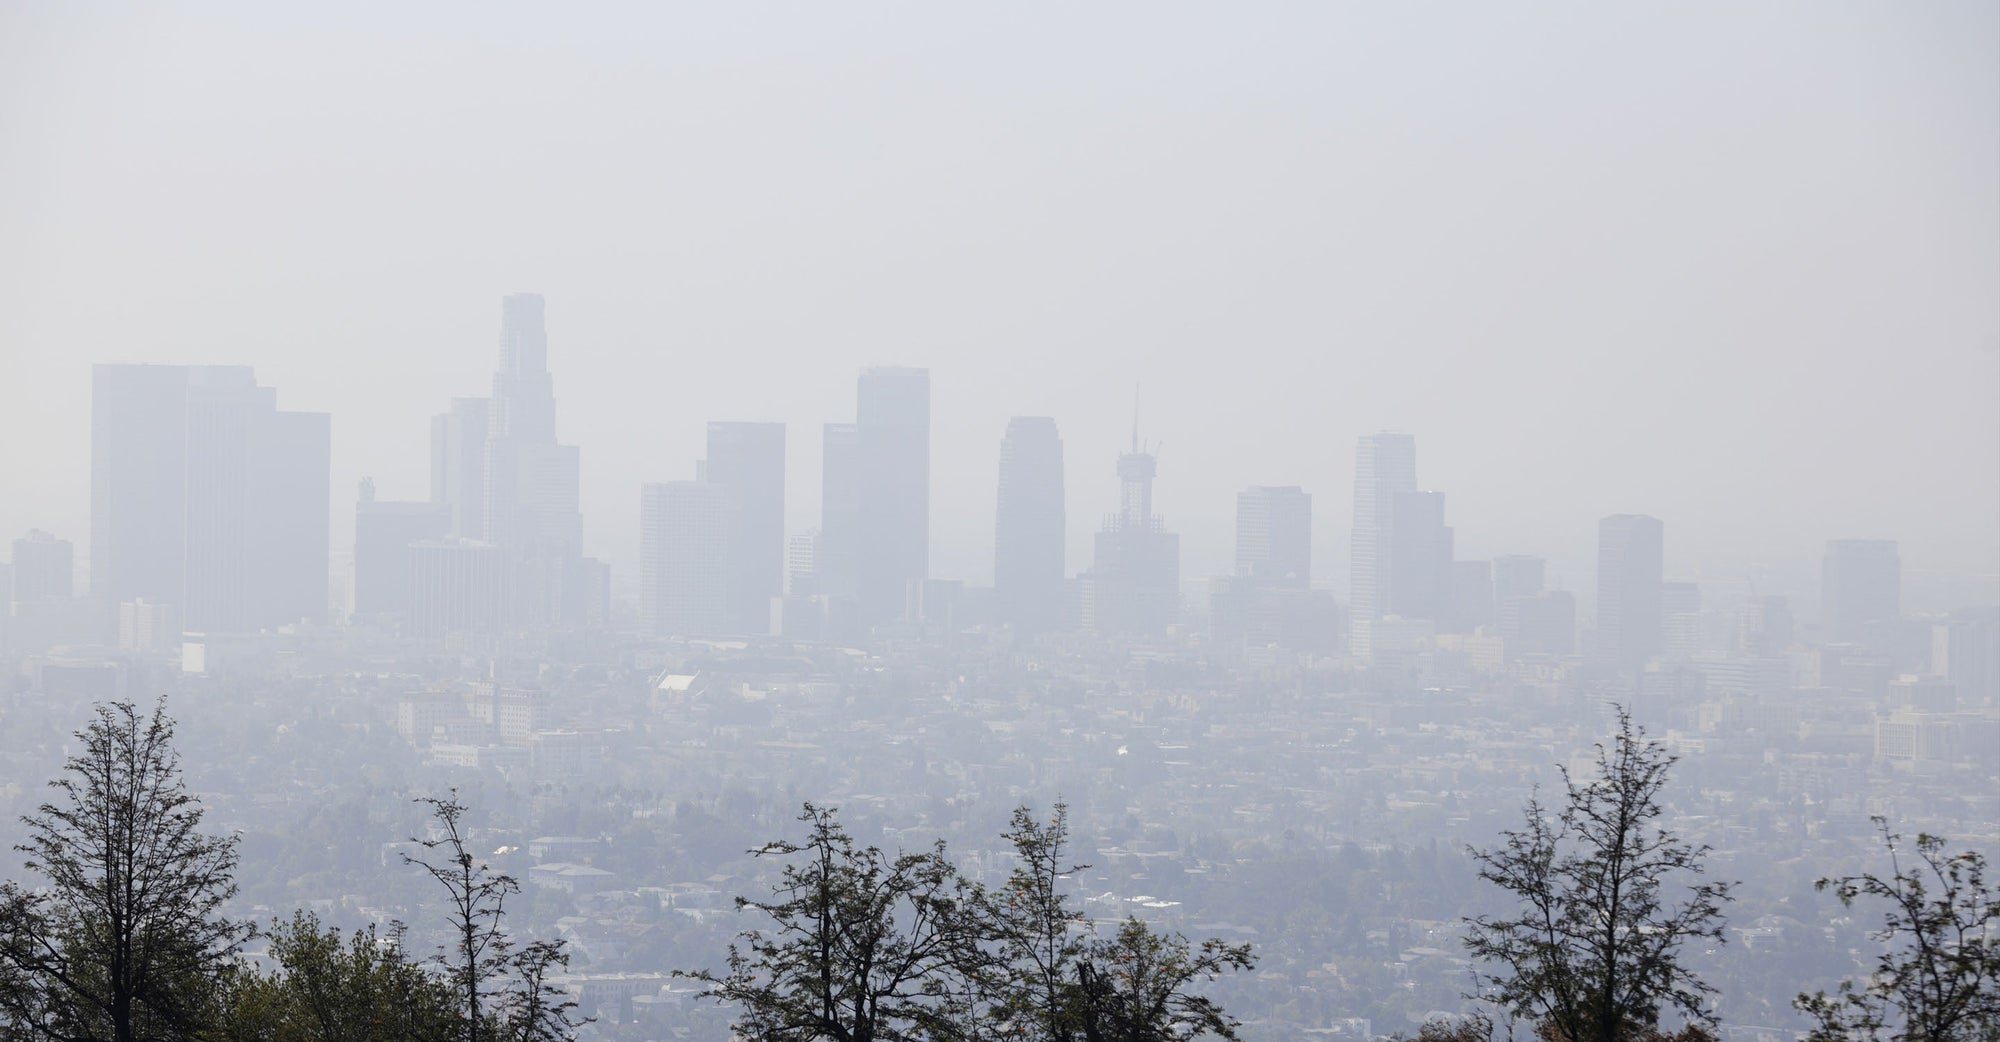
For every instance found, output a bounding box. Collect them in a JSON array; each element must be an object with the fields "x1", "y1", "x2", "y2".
[
  {"x1": 1387, "y1": 490, "x2": 1452, "y2": 622},
  {"x1": 1448, "y1": 560, "x2": 1493, "y2": 634},
  {"x1": 430, "y1": 397, "x2": 490, "y2": 538},
  {"x1": 1822, "y1": 539, "x2": 1901, "y2": 650},
  {"x1": 855, "y1": 367, "x2": 930, "y2": 624},
  {"x1": 353, "y1": 479, "x2": 452, "y2": 620},
  {"x1": 91, "y1": 364, "x2": 330, "y2": 632},
  {"x1": 1517, "y1": 590, "x2": 1577, "y2": 657},
  {"x1": 1662, "y1": 581, "x2": 1702, "y2": 659},
  {"x1": 1492, "y1": 554, "x2": 1546, "y2": 647},
  {"x1": 995, "y1": 417, "x2": 1067, "y2": 633},
  {"x1": 818, "y1": 423, "x2": 861, "y2": 605},
  {"x1": 788, "y1": 529, "x2": 821, "y2": 597},
  {"x1": 408, "y1": 539, "x2": 507, "y2": 638},
  {"x1": 704, "y1": 422, "x2": 786, "y2": 634},
  {"x1": 640, "y1": 481, "x2": 731, "y2": 636},
  {"x1": 470, "y1": 294, "x2": 599, "y2": 627},
  {"x1": 9, "y1": 530, "x2": 73, "y2": 604},
  {"x1": 1080, "y1": 435, "x2": 1179, "y2": 637},
  {"x1": 1932, "y1": 608, "x2": 2000, "y2": 702},
  {"x1": 1350, "y1": 432, "x2": 1417, "y2": 623},
  {"x1": 1741, "y1": 594, "x2": 1794, "y2": 657},
  {"x1": 1236, "y1": 486, "x2": 1311, "y2": 589},
  {"x1": 1597, "y1": 514, "x2": 1664, "y2": 673}
]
